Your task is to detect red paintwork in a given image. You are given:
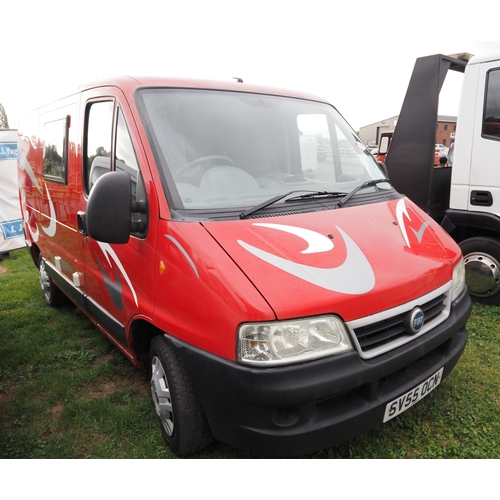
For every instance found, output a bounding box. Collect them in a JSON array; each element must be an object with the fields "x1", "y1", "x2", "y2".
[
  {"x1": 152, "y1": 220, "x2": 275, "y2": 360},
  {"x1": 203, "y1": 199, "x2": 460, "y2": 325}
]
